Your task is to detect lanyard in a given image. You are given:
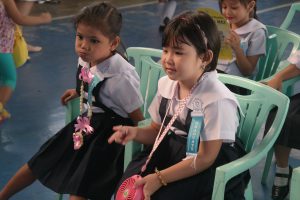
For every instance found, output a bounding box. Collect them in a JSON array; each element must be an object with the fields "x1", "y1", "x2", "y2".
[{"x1": 141, "y1": 83, "x2": 197, "y2": 173}]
